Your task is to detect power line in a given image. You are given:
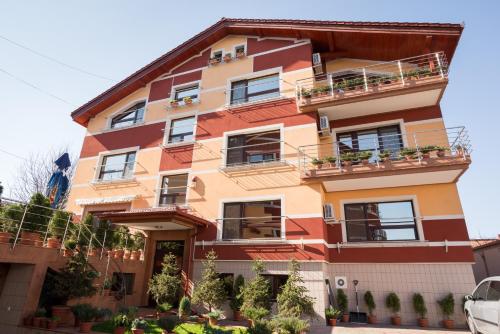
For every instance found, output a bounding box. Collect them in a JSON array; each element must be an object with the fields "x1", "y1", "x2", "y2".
[
  {"x1": 0, "y1": 34, "x2": 116, "y2": 82},
  {"x1": 0, "y1": 148, "x2": 27, "y2": 161},
  {"x1": 0, "y1": 67, "x2": 76, "y2": 107}
]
